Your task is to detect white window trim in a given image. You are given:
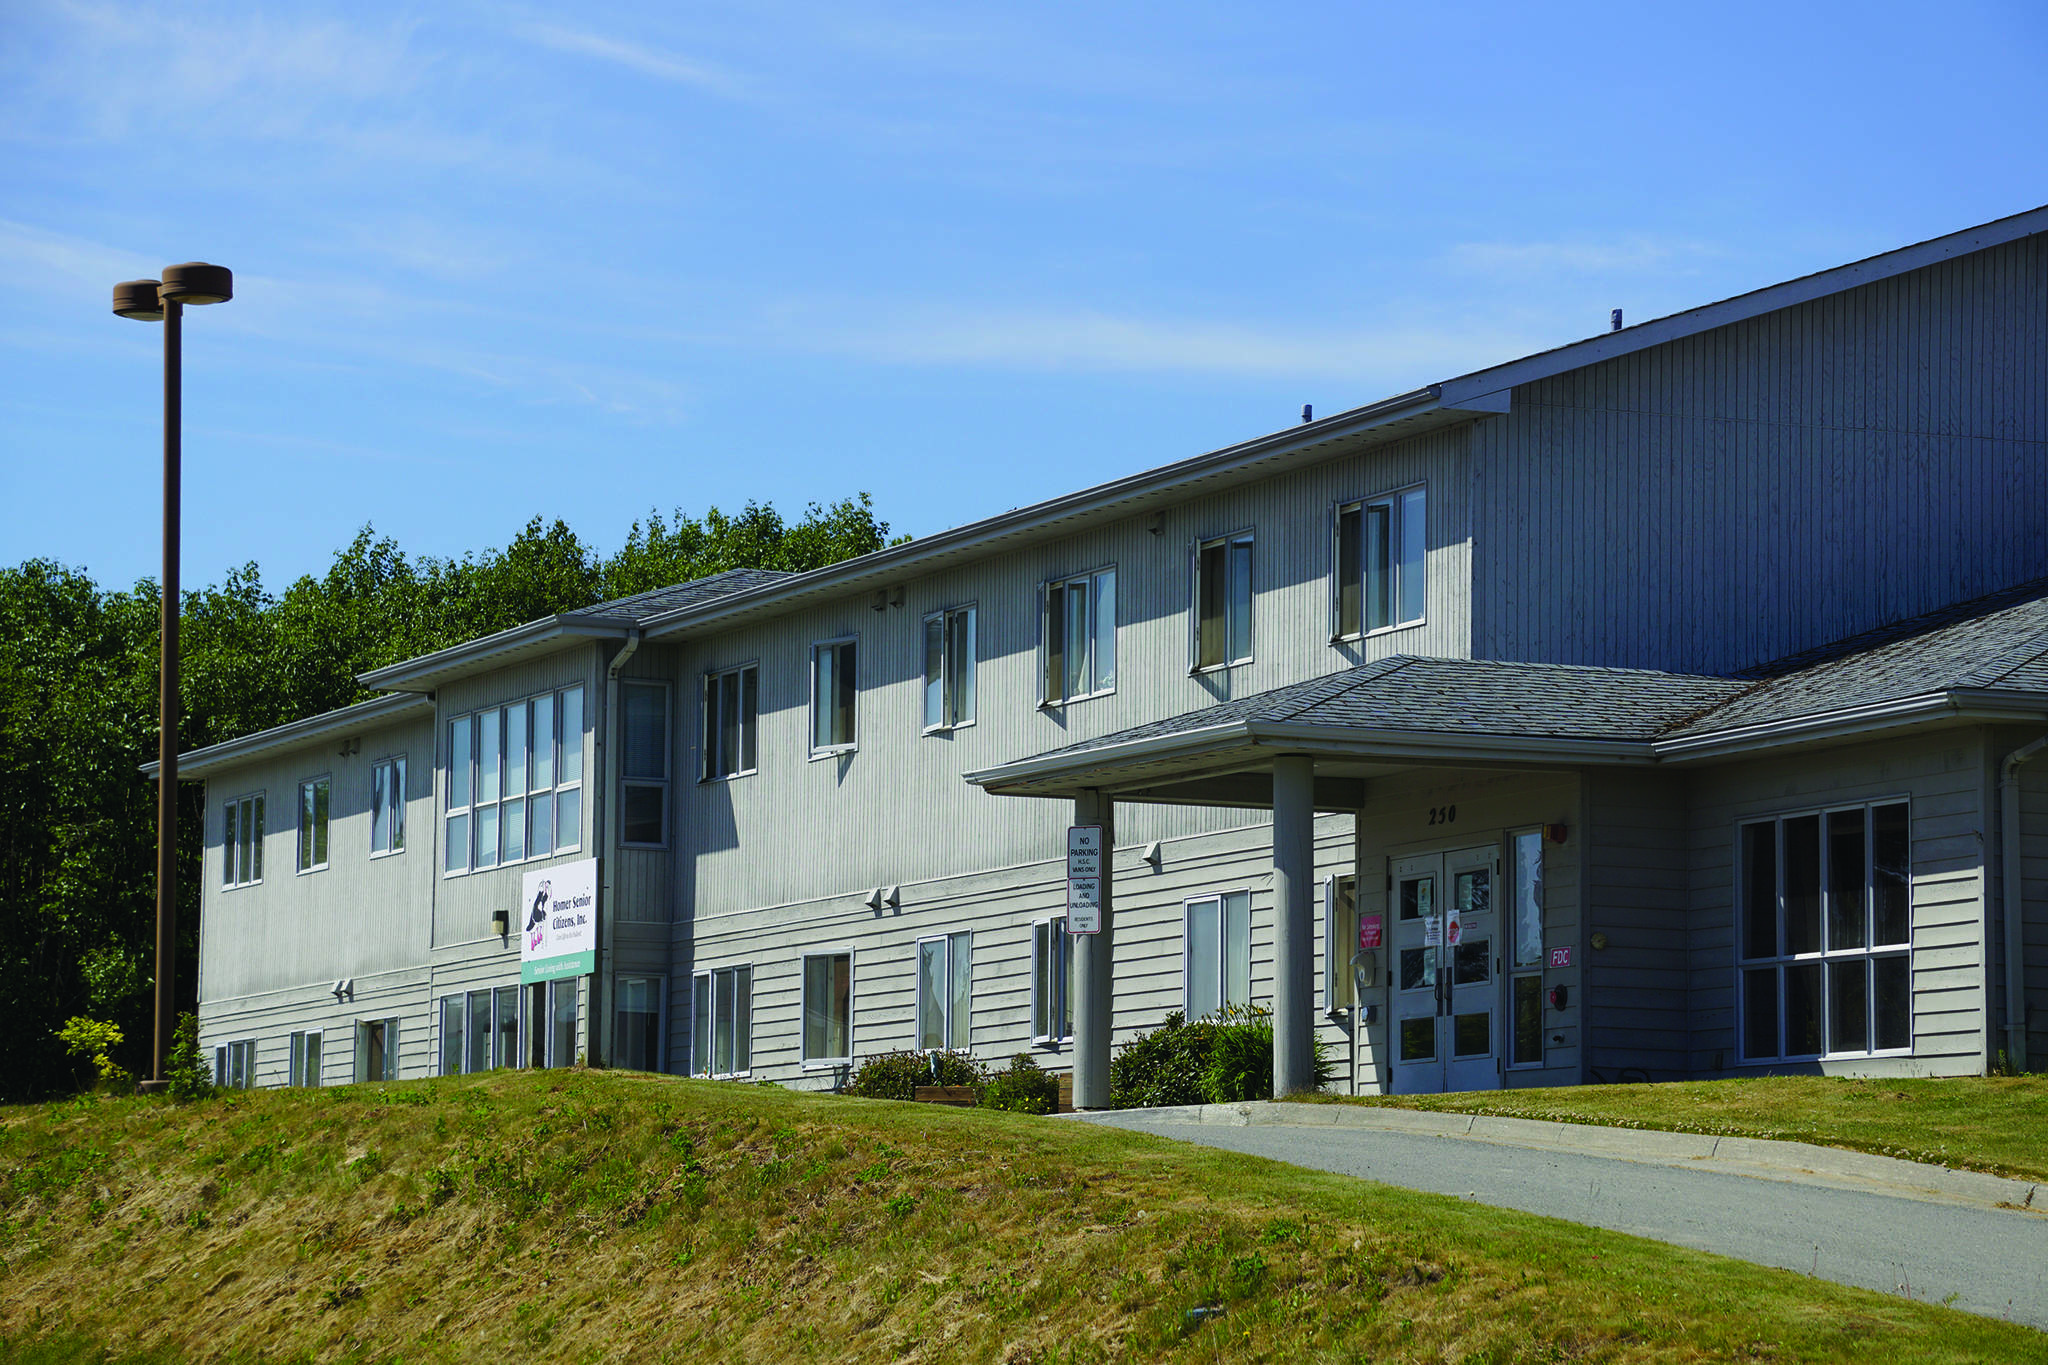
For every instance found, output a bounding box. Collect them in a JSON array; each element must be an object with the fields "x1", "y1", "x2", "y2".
[
  {"x1": 369, "y1": 754, "x2": 407, "y2": 859},
  {"x1": 921, "y1": 603, "x2": 979, "y2": 735},
  {"x1": 1031, "y1": 914, "x2": 1072, "y2": 1045},
  {"x1": 808, "y1": 636, "x2": 859, "y2": 759},
  {"x1": 1733, "y1": 796, "x2": 1915, "y2": 1064},
  {"x1": 621, "y1": 679, "x2": 671, "y2": 850},
  {"x1": 222, "y1": 789, "x2": 265, "y2": 890},
  {"x1": 691, "y1": 963, "x2": 753, "y2": 1079},
  {"x1": 442, "y1": 685, "x2": 585, "y2": 879},
  {"x1": 1038, "y1": 564, "x2": 1119, "y2": 707},
  {"x1": 297, "y1": 773, "x2": 332, "y2": 875},
  {"x1": 438, "y1": 986, "x2": 521, "y2": 1075},
  {"x1": 1183, "y1": 888, "x2": 1254, "y2": 1021},
  {"x1": 1188, "y1": 528, "x2": 1256, "y2": 674},
  {"x1": 288, "y1": 1029, "x2": 323, "y2": 1088},
  {"x1": 215, "y1": 1038, "x2": 256, "y2": 1090},
  {"x1": 800, "y1": 946, "x2": 856, "y2": 1069},
  {"x1": 913, "y1": 931, "x2": 972, "y2": 1053},
  {"x1": 699, "y1": 660, "x2": 761, "y2": 782},
  {"x1": 1330, "y1": 481, "x2": 1428, "y2": 642},
  {"x1": 355, "y1": 1015, "x2": 401, "y2": 1083}
]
